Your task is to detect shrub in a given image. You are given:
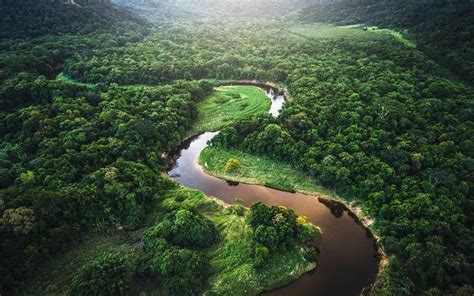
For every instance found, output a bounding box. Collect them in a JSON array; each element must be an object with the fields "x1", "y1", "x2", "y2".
[
  {"x1": 224, "y1": 158, "x2": 241, "y2": 173},
  {"x1": 69, "y1": 251, "x2": 133, "y2": 296},
  {"x1": 172, "y1": 209, "x2": 219, "y2": 248},
  {"x1": 254, "y1": 225, "x2": 279, "y2": 250}
]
